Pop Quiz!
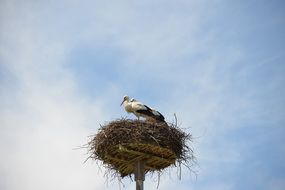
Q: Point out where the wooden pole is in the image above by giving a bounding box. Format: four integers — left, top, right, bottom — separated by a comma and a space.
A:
134, 160, 145, 190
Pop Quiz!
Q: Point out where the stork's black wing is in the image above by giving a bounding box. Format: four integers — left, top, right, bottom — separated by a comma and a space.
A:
136, 105, 165, 122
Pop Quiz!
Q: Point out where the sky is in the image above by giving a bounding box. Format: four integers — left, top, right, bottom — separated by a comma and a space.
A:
1, 0, 285, 190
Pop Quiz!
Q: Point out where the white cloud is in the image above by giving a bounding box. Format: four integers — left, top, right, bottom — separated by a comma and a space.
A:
1, 1, 284, 190
0, 2, 110, 190
1, 62, 107, 190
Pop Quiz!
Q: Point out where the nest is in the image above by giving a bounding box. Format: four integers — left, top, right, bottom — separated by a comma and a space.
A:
87, 118, 194, 178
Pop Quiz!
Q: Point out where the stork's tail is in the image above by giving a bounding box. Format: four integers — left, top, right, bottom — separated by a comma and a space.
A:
149, 109, 165, 123
154, 113, 165, 122
137, 105, 166, 123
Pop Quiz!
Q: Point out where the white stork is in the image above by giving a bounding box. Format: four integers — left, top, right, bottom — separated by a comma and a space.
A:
120, 95, 165, 122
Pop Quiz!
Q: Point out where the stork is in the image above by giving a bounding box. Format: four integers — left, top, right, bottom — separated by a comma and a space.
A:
120, 95, 165, 122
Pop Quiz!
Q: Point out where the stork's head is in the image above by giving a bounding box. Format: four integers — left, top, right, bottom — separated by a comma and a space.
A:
120, 95, 130, 106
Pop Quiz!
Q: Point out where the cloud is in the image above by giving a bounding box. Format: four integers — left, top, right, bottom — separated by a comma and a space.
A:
1, 1, 285, 190
0, 2, 110, 190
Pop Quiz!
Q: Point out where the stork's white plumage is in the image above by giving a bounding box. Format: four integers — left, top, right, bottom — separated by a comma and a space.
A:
120, 95, 165, 122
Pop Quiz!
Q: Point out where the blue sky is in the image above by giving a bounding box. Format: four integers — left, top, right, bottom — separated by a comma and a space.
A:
1, 0, 285, 190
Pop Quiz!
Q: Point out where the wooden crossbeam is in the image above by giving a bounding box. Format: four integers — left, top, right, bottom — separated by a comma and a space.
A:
118, 145, 175, 164
103, 144, 177, 177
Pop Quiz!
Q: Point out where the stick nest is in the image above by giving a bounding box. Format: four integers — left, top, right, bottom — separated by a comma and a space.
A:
87, 118, 194, 177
